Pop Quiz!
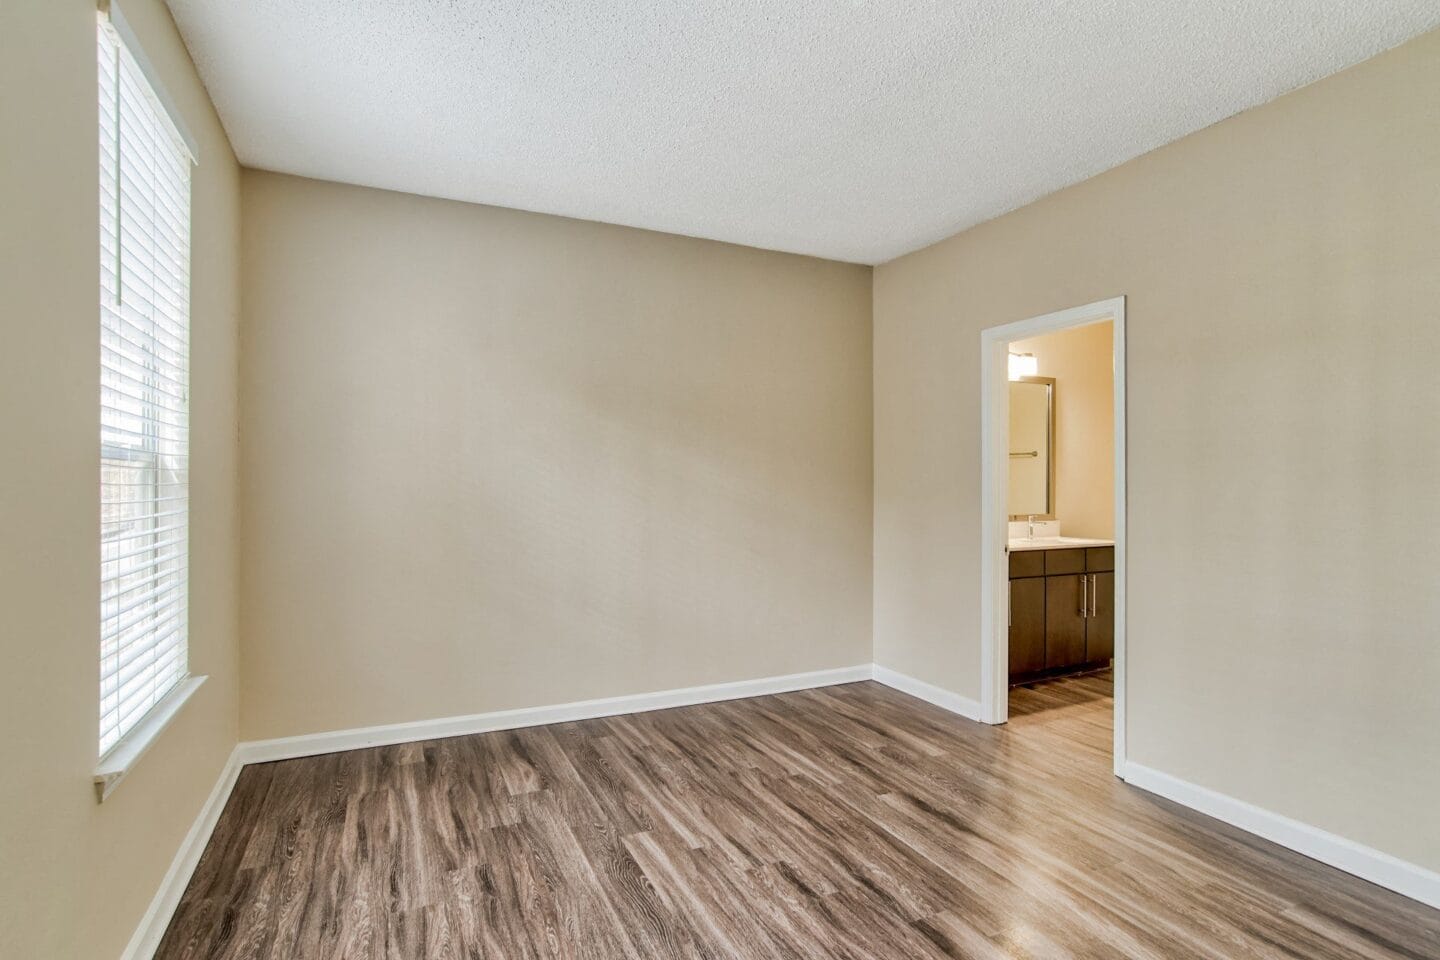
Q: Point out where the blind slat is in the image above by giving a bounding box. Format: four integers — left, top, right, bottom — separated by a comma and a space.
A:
101, 363, 190, 406
102, 568, 185, 612
102, 517, 189, 544
103, 606, 187, 676
101, 400, 189, 429
101, 541, 188, 573
97, 19, 192, 760
103, 322, 187, 370
103, 620, 187, 694
103, 646, 187, 750
102, 300, 188, 352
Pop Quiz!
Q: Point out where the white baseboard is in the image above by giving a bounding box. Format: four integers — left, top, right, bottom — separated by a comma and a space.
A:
237, 663, 875, 764
1121, 762, 1440, 910
119, 746, 244, 960
871, 664, 984, 721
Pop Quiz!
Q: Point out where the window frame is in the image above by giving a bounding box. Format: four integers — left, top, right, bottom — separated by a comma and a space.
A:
93, 8, 206, 801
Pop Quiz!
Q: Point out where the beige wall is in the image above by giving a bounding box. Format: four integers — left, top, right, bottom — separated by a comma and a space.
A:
1009, 321, 1114, 538
239, 171, 873, 740
0, 1, 241, 957
874, 29, 1440, 870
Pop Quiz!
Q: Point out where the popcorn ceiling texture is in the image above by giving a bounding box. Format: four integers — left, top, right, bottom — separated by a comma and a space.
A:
165, 0, 1439, 264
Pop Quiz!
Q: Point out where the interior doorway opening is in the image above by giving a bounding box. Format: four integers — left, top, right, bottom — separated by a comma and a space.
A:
978, 297, 1127, 775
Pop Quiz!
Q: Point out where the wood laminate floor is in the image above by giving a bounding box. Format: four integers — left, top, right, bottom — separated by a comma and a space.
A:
156, 672, 1440, 959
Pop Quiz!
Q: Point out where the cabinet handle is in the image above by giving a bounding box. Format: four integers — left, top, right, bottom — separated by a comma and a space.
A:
1080, 574, 1088, 618
1090, 574, 1099, 617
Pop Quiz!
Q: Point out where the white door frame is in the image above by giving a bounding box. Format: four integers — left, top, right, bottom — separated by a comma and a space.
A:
978, 296, 1127, 775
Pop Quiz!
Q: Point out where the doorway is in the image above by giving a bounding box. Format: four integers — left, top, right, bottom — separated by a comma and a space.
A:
978, 297, 1127, 775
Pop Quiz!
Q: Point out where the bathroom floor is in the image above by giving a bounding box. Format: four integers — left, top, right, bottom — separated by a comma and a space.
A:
1009, 667, 1113, 721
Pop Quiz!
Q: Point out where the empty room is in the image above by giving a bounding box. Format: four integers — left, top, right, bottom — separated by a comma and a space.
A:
4, 1, 1439, 957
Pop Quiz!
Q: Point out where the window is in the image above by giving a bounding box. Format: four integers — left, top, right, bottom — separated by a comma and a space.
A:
97, 17, 193, 758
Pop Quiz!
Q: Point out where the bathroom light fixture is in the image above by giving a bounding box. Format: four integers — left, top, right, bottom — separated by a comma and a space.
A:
1008, 352, 1037, 380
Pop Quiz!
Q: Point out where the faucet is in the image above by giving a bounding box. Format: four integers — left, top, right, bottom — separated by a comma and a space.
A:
1027, 515, 1036, 540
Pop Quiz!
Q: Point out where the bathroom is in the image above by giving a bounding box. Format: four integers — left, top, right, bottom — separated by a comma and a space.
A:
1005, 319, 1117, 723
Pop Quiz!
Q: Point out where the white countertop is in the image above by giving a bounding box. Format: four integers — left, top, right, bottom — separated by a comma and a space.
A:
1007, 536, 1114, 552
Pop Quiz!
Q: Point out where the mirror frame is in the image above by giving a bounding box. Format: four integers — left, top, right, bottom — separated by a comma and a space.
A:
1008, 375, 1056, 520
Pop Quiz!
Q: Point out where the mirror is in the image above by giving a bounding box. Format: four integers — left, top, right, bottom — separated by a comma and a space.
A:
1008, 376, 1054, 519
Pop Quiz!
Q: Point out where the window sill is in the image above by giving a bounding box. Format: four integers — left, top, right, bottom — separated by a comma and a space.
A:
93, 675, 207, 802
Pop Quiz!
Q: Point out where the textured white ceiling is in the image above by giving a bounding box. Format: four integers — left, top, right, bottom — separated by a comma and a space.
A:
166, 1, 1438, 264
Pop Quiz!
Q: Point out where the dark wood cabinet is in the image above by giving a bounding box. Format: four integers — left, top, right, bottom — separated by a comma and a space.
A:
1008, 550, 1045, 579
1008, 577, 1046, 674
1088, 571, 1114, 661
1008, 545, 1114, 683
1043, 574, 1087, 668
1044, 548, 1085, 576
1086, 547, 1113, 573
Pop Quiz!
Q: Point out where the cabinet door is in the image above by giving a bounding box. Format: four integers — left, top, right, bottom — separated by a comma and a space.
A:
1087, 572, 1114, 661
1044, 574, 1087, 669
1008, 578, 1045, 676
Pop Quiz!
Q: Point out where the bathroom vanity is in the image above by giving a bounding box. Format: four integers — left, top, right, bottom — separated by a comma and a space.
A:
1008, 539, 1114, 683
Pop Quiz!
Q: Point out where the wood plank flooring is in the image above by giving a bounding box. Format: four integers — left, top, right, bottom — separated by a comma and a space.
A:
156, 672, 1440, 959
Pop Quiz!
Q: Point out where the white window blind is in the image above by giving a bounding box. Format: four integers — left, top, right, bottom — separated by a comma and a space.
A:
97, 17, 193, 757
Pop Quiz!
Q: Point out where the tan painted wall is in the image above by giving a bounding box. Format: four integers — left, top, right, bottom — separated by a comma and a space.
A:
0, 1, 241, 957
239, 171, 873, 741
874, 29, 1440, 870
1009, 321, 1114, 538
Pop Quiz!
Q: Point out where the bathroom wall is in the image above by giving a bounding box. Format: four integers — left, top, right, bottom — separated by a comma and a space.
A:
873, 28, 1440, 871
1009, 320, 1114, 539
